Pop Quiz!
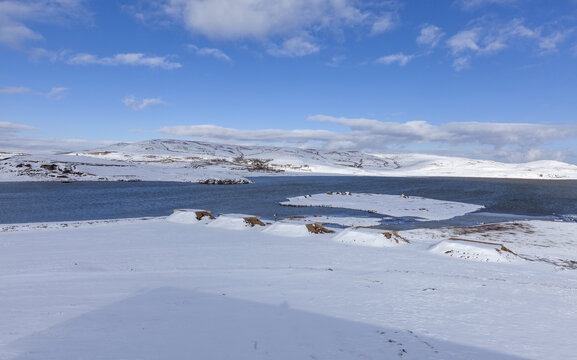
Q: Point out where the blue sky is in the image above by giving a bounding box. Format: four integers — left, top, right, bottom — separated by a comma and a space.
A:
1, 0, 577, 163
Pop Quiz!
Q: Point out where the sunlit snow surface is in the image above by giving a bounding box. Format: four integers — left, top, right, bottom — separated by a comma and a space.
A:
2, 213, 577, 360
281, 192, 484, 221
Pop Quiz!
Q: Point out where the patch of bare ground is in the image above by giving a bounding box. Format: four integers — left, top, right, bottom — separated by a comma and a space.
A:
306, 223, 335, 234
195, 211, 216, 221
243, 217, 265, 227
451, 222, 535, 237
383, 230, 410, 244
355, 226, 410, 243
87, 151, 114, 156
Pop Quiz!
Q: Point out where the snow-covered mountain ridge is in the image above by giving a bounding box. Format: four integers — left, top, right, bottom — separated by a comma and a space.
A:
2, 139, 577, 182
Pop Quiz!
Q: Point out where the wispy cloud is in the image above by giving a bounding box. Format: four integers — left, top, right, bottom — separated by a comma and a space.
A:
325, 55, 346, 67
370, 13, 397, 35
188, 44, 232, 62
417, 24, 445, 48
0, 86, 31, 94
0, 122, 117, 154
445, 18, 574, 69
123, 96, 164, 111
156, 124, 337, 147
43, 87, 68, 99
0, 0, 89, 47
0, 121, 35, 132
68, 53, 181, 69
454, 0, 519, 10
375, 53, 413, 66
0, 86, 68, 99
267, 36, 320, 57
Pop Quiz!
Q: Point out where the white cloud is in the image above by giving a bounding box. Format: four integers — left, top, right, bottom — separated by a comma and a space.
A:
325, 55, 346, 67
188, 44, 232, 62
0, 121, 34, 132
445, 19, 573, 69
447, 28, 482, 54
454, 0, 519, 10
267, 36, 320, 57
0, 121, 118, 154
153, 0, 401, 57
123, 96, 164, 111
311, 115, 577, 150
370, 13, 396, 35
0, 86, 31, 94
0, 86, 68, 98
375, 53, 413, 66
537, 29, 573, 52
417, 24, 444, 47
0, 0, 88, 47
452, 56, 471, 71
68, 53, 182, 69
163, 0, 365, 40
44, 87, 68, 99
156, 124, 336, 144
153, 115, 577, 162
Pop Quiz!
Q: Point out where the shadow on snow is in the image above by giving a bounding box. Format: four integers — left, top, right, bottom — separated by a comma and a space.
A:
8, 287, 527, 360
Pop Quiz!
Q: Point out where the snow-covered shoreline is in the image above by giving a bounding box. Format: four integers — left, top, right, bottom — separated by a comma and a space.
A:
2, 210, 577, 359
3, 139, 577, 182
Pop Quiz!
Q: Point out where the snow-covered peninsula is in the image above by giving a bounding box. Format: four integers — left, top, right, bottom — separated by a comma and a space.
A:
2, 139, 577, 182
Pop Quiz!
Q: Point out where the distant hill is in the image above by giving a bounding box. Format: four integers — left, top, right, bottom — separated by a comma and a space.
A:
1, 139, 577, 182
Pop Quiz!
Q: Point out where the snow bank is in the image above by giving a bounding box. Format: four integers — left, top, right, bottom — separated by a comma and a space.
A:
281, 192, 484, 221
429, 239, 519, 263
166, 209, 215, 224
405, 221, 577, 269
262, 222, 313, 237
332, 228, 409, 248
206, 214, 267, 230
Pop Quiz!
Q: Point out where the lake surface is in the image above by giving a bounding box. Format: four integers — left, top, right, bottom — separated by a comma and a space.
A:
1, 176, 576, 229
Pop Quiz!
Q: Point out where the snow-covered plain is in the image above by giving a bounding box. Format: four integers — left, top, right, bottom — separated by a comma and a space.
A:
281, 192, 485, 221
2, 139, 577, 182
1, 211, 577, 360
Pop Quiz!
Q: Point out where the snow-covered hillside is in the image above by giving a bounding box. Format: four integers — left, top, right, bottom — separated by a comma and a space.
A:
2, 139, 577, 182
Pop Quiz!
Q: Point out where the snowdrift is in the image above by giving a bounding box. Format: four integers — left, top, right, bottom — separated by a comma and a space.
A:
332, 228, 409, 248
166, 209, 216, 224
429, 238, 519, 263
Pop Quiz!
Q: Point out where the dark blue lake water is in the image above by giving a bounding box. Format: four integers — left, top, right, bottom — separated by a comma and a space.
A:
1, 176, 576, 229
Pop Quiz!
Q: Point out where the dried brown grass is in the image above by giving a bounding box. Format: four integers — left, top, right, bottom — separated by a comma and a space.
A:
306, 223, 335, 234
243, 217, 265, 227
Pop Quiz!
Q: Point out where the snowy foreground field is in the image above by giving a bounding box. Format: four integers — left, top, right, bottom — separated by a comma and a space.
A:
1, 209, 577, 359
